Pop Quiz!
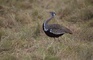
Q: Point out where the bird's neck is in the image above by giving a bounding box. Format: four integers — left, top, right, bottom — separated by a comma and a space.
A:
43, 16, 54, 31
44, 16, 54, 26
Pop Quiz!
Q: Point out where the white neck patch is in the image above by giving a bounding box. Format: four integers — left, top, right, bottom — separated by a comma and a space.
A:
44, 23, 48, 31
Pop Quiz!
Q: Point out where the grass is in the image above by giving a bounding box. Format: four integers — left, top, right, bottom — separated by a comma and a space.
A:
0, 0, 93, 60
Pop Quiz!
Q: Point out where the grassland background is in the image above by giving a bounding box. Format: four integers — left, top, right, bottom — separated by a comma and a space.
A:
0, 0, 93, 60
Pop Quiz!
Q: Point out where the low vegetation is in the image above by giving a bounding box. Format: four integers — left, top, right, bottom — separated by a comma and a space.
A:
0, 0, 93, 60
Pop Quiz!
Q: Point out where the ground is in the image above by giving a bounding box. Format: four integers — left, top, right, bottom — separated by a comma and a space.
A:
0, 0, 93, 60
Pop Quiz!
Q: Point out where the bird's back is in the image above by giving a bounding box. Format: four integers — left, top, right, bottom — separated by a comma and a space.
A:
47, 24, 72, 34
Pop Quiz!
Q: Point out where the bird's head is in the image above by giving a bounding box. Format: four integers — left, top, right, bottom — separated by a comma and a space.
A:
50, 12, 56, 17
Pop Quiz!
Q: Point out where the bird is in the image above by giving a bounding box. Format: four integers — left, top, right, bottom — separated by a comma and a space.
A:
43, 12, 72, 39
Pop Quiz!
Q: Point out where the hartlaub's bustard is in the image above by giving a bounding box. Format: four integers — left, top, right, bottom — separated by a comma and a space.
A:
43, 12, 72, 39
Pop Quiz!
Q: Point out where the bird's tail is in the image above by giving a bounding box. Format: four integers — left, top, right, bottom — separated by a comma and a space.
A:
65, 28, 73, 34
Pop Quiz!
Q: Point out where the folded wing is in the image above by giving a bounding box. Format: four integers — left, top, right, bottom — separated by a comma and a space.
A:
48, 24, 72, 34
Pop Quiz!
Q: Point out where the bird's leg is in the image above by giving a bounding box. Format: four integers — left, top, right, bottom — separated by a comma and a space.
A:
46, 38, 54, 50
54, 38, 56, 42
54, 38, 61, 43
58, 38, 61, 43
